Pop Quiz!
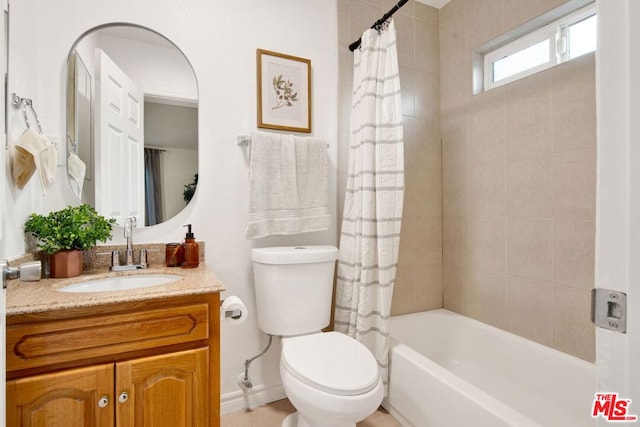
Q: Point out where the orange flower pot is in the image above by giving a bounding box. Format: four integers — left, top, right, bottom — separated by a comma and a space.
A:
49, 249, 83, 278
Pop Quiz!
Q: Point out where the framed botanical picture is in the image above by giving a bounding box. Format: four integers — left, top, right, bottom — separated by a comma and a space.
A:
257, 49, 311, 133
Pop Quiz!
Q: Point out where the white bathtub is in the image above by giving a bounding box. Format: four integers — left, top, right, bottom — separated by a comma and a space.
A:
382, 309, 596, 427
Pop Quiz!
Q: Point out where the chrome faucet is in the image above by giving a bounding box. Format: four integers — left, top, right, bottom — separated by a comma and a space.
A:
124, 216, 136, 266
104, 216, 148, 271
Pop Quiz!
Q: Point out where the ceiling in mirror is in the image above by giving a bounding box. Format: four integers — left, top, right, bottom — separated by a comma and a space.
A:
66, 24, 198, 227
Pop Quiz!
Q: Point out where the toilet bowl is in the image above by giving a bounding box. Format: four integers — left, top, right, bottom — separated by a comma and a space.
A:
251, 246, 383, 427
279, 332, 383, 427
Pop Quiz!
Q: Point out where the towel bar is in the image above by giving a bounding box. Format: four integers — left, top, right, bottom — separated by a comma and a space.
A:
237, 135, 329, 148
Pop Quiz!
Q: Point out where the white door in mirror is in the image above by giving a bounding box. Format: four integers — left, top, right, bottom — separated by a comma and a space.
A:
95, 49, 145, 227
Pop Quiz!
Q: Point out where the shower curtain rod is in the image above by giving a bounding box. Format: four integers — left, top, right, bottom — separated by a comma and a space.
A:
348, 0, 409, 52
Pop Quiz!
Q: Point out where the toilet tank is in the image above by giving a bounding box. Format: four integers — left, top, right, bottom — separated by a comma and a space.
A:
251, 246, 339, 336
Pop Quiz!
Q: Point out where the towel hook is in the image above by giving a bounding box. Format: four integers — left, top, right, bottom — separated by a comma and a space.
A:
12, 93, 44, 134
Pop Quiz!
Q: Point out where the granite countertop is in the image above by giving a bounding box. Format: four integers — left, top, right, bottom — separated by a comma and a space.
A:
6, 264, 225, 316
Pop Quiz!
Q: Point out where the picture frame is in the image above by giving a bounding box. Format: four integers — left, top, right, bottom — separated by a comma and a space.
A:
257, 49, 311, 133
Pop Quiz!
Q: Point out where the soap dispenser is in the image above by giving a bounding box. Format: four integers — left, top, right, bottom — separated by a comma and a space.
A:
181, 224, 200, 268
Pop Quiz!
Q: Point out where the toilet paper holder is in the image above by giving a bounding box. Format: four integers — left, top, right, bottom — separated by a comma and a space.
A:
220, 299, 243, 319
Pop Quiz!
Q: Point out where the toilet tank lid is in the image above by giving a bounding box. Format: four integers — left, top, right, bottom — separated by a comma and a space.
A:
251, 246, 338, 264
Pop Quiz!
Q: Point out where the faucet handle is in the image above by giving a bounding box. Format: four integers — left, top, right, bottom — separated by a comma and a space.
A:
138, 249, 148, 269
98, 250, 120, 267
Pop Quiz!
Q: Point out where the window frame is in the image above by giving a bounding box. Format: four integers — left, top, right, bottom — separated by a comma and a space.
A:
483, 3, 596, 91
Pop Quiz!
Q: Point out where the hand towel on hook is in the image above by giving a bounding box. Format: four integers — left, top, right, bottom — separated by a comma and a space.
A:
245, 131, 330, 239
37, 134, 58, 193
12, 128, 48, 190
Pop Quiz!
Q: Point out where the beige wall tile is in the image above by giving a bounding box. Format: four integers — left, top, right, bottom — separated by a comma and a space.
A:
507, 218, 552, 282
443, 216, 468, 267
466, 0, 503, 48
551, 148, 596, 220
404, 116, 441, 170
552, 219, 595, 291
417, 261, 444, 310
399, 66, 416, 117
392, 256, 443, 315
382, 0, 414, 17
338, 0, 351, 46
391, 268, 419, 315
414, 69, 441, 120
400, 215, 443, 266
439, 0, 465, 25
506, 276, 554, 346
440, 7, 467, 70
468, 87, 506, 164
415, 2, 439, 25
470, 160, 506, 218
505, 70, 553, 160
442, 112, 469, 170
502, 0, 552, 32
469, 217, 506, 275
469, 268, 506, 328
438, 0, 596, 361
507, 157, 552, 219
553, 286, 595, 361
417, 215, 444, 265
443, 166, 468, 217
349, 0, 382, 42
552, 54, 596, 153
443, 261, 469, 315
415, 19, 440, 72
424, 168, 443, 217
440, 61, 472, 115
405, 166, 442, 218
395, 14, 415, 68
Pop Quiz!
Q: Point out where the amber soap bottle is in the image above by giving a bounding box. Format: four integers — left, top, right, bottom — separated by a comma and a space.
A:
181, 224, 200, 268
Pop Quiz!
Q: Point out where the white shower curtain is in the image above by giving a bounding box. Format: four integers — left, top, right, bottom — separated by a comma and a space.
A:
334, 19, 404, 391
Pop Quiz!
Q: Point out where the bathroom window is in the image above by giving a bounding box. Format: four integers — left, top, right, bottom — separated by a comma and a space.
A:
481, 3, 596, 91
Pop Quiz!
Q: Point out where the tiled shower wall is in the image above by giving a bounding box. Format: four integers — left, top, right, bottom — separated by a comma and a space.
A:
440, 0, 595, 361
337, 0, 443, 316
337, 0, 595, 362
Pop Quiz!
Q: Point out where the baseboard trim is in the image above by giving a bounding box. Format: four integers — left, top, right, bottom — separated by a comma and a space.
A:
221, 382, 287, 415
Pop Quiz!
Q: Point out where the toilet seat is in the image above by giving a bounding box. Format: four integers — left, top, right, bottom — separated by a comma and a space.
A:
281, 332, 380, 396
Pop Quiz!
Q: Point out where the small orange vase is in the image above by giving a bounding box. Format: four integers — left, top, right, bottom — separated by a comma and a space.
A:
49, 249, 83, 278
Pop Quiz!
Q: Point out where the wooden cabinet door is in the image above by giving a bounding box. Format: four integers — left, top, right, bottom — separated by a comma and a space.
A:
115, 347, 209, 427
6, 363, 114, 427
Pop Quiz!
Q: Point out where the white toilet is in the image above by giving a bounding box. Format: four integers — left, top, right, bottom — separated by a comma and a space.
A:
251, 245, 383, 427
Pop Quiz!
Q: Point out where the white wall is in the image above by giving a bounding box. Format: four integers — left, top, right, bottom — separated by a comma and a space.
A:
99, 31, 198, 101
595, 0, 640, 417
5, 0, 338, 410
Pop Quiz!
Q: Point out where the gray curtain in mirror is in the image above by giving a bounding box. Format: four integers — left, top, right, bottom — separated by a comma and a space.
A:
144, 148, 164, 226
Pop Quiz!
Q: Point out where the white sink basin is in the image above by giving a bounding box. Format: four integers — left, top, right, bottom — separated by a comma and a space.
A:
58, 274, 182, 293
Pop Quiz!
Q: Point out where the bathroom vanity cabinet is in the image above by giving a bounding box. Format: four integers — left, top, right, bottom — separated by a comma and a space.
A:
5, 292, 220, 427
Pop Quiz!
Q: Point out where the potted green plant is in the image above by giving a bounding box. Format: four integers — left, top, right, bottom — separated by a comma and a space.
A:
24, 204, 116, 278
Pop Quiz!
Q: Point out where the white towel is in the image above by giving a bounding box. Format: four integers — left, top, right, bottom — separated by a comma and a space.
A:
245, 131, 330, 239
67, 151, 86, 198
12, 128, 47, 190
38, 134, 58, 194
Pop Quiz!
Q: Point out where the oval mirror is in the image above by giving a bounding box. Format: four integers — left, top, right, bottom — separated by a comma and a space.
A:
66, 24, 198, 227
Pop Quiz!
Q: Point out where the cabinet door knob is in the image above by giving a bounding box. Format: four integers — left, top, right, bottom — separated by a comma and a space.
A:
98, 396, 109, 408
118, 391, 129, 403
